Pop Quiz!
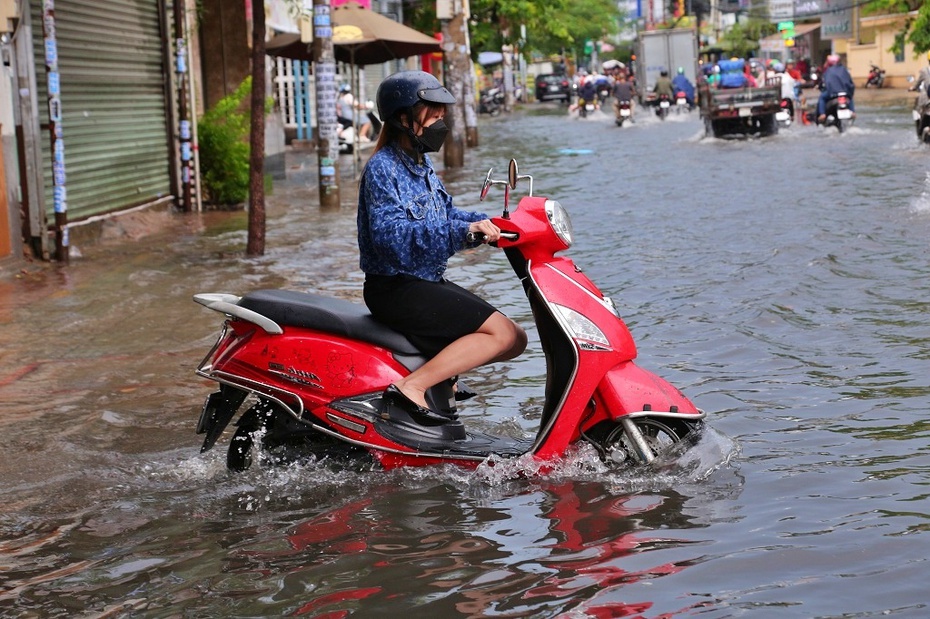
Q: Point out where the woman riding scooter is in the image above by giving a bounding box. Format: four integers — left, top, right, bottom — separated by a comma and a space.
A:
357, 70, 527, 421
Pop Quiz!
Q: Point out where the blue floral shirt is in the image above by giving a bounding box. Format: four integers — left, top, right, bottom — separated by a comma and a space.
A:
357, 143, 487, 282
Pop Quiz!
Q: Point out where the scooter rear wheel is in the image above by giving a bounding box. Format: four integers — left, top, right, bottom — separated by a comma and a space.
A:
228, 422, 257, 472
226, 399, 281, 472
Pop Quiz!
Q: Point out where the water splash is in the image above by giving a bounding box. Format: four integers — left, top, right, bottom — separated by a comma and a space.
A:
155, 423, 738, 509
911, 172, 930, 214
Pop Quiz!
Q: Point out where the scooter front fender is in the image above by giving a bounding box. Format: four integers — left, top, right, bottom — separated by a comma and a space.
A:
597, 360, 702, 419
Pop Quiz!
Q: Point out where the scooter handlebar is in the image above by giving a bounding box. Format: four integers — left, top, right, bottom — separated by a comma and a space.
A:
466, 231, 519, 244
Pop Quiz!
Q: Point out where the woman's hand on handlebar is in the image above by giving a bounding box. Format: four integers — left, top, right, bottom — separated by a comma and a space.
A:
468, 219, 500, 244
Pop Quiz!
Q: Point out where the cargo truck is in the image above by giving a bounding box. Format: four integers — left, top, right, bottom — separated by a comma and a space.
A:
634, 28, 699, 107
698, 59, 781, 138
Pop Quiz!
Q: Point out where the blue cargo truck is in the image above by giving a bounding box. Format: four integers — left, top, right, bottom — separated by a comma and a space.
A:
698, 59, 782, 138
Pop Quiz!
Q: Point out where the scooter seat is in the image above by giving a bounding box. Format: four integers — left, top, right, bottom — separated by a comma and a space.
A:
239, 289, 421, 355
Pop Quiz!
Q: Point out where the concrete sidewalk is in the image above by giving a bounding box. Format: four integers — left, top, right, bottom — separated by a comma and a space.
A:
839, 86, 914, 107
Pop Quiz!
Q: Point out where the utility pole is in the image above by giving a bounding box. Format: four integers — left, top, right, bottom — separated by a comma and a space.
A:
439, 0, 476, 165
313, 0, 340, 208
173, 0, 192, 213
40, 0, 68, 263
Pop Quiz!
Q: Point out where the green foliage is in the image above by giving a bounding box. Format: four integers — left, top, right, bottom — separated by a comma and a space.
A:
861, 0, 921, 16
862, 0, 930, 54
911, 6, 930, 53
408, 0, 622, 61
719, 16, 777, 59
198, 78, 252, 206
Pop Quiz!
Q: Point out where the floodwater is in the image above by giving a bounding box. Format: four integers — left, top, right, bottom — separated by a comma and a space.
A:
2, 98, 930, 617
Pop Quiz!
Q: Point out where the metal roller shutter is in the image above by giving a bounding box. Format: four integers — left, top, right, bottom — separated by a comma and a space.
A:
32, 0, 172, 221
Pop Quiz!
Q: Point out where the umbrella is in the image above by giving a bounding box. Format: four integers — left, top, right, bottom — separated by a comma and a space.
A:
265, 3, 441, 173
265, 32, 315, 62
477, 51, 503, 66
266, 2, 441, 66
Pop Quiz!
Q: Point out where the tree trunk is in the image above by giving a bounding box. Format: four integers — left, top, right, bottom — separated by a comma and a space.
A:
442, 0, 478, 163
502, 44, 514, 112
246, 0, 266, 256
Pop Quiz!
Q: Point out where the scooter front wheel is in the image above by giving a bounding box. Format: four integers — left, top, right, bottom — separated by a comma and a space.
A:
596, 417, 695, 467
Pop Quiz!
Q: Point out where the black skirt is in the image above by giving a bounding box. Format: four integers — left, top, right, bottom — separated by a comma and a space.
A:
364, 274, 498, 357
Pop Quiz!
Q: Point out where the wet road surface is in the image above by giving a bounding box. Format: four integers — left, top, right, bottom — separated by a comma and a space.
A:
2, 94, 930, 616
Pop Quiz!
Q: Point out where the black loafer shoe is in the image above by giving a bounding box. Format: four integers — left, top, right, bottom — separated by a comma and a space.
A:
384, 385, 453, 425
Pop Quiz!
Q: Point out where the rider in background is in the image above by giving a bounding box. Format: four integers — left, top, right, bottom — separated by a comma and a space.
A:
653, 69, 674, 99
612, 73, 636, 118
773, 62, 802, 122
908, 51, 930, 112
743, 61, 758, 87
671, 67, 695, 108
783, 59, 810, 124
578, 73, 598, 110
817, 54, 856, 123
774, 62, 794, 93
337, 84, 372, 142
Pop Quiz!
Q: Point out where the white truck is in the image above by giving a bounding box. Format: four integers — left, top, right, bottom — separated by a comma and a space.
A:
634, 28, 699, 107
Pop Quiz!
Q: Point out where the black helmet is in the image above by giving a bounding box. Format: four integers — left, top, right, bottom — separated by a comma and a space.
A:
376, 70, 455, 121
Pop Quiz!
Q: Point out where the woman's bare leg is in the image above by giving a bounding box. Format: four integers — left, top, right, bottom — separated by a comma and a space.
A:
393, 313, 527, 409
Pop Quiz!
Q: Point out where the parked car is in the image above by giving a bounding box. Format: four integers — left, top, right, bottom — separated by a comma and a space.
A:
535, 74, 571, 102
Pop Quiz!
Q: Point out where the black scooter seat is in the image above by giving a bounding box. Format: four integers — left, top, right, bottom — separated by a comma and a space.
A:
239, 289, 421, 355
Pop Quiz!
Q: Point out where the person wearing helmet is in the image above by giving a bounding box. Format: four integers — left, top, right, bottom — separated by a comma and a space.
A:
671, 66, 695, 108
577, 73, 598, 112
772, 61, 801, 122
909, 51, 930, 115
337, 84, 372, 142
817, 54, 855, 123
653, 69, 674, 98
337, 84, 353, 134
357, 70, 527, 421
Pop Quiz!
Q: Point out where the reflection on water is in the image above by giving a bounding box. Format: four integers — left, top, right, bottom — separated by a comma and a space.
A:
2, 100, 930, 616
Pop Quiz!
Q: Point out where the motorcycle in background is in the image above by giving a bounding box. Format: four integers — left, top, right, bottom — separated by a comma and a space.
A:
192, 159, 706, 472
655, 93, 671, 120
865, 64, 885, 88
577, 98, 596, 118
775, 97, 794, 127
597, 81, 611, 107
913, 104, 930, 144
675, 91, 689, 114
908, 76, 930, 144
914, 101, 930, 144
818, 92, 853, 133
479, 87, 503, 116
806, 68, 820, 90
614, 100, 633, 127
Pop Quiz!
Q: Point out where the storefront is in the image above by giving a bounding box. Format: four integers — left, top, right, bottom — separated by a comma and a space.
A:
11, 0, 182, 260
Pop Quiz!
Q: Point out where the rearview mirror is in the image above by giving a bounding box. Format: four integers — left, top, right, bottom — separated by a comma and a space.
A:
480, 168, 494, 201
508, 159, 518, 189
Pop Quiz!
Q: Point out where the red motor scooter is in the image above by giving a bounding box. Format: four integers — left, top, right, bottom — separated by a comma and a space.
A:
193, 160, 705, 472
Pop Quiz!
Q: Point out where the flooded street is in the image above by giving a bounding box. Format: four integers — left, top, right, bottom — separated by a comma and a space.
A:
2, 97, 930, 617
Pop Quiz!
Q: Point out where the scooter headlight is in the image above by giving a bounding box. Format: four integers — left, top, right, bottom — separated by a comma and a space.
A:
545, 200, 573, 248
552, 303, 609, 348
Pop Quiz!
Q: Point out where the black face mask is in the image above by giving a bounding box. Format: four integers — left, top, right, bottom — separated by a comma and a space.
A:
416, 119, 448, 153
